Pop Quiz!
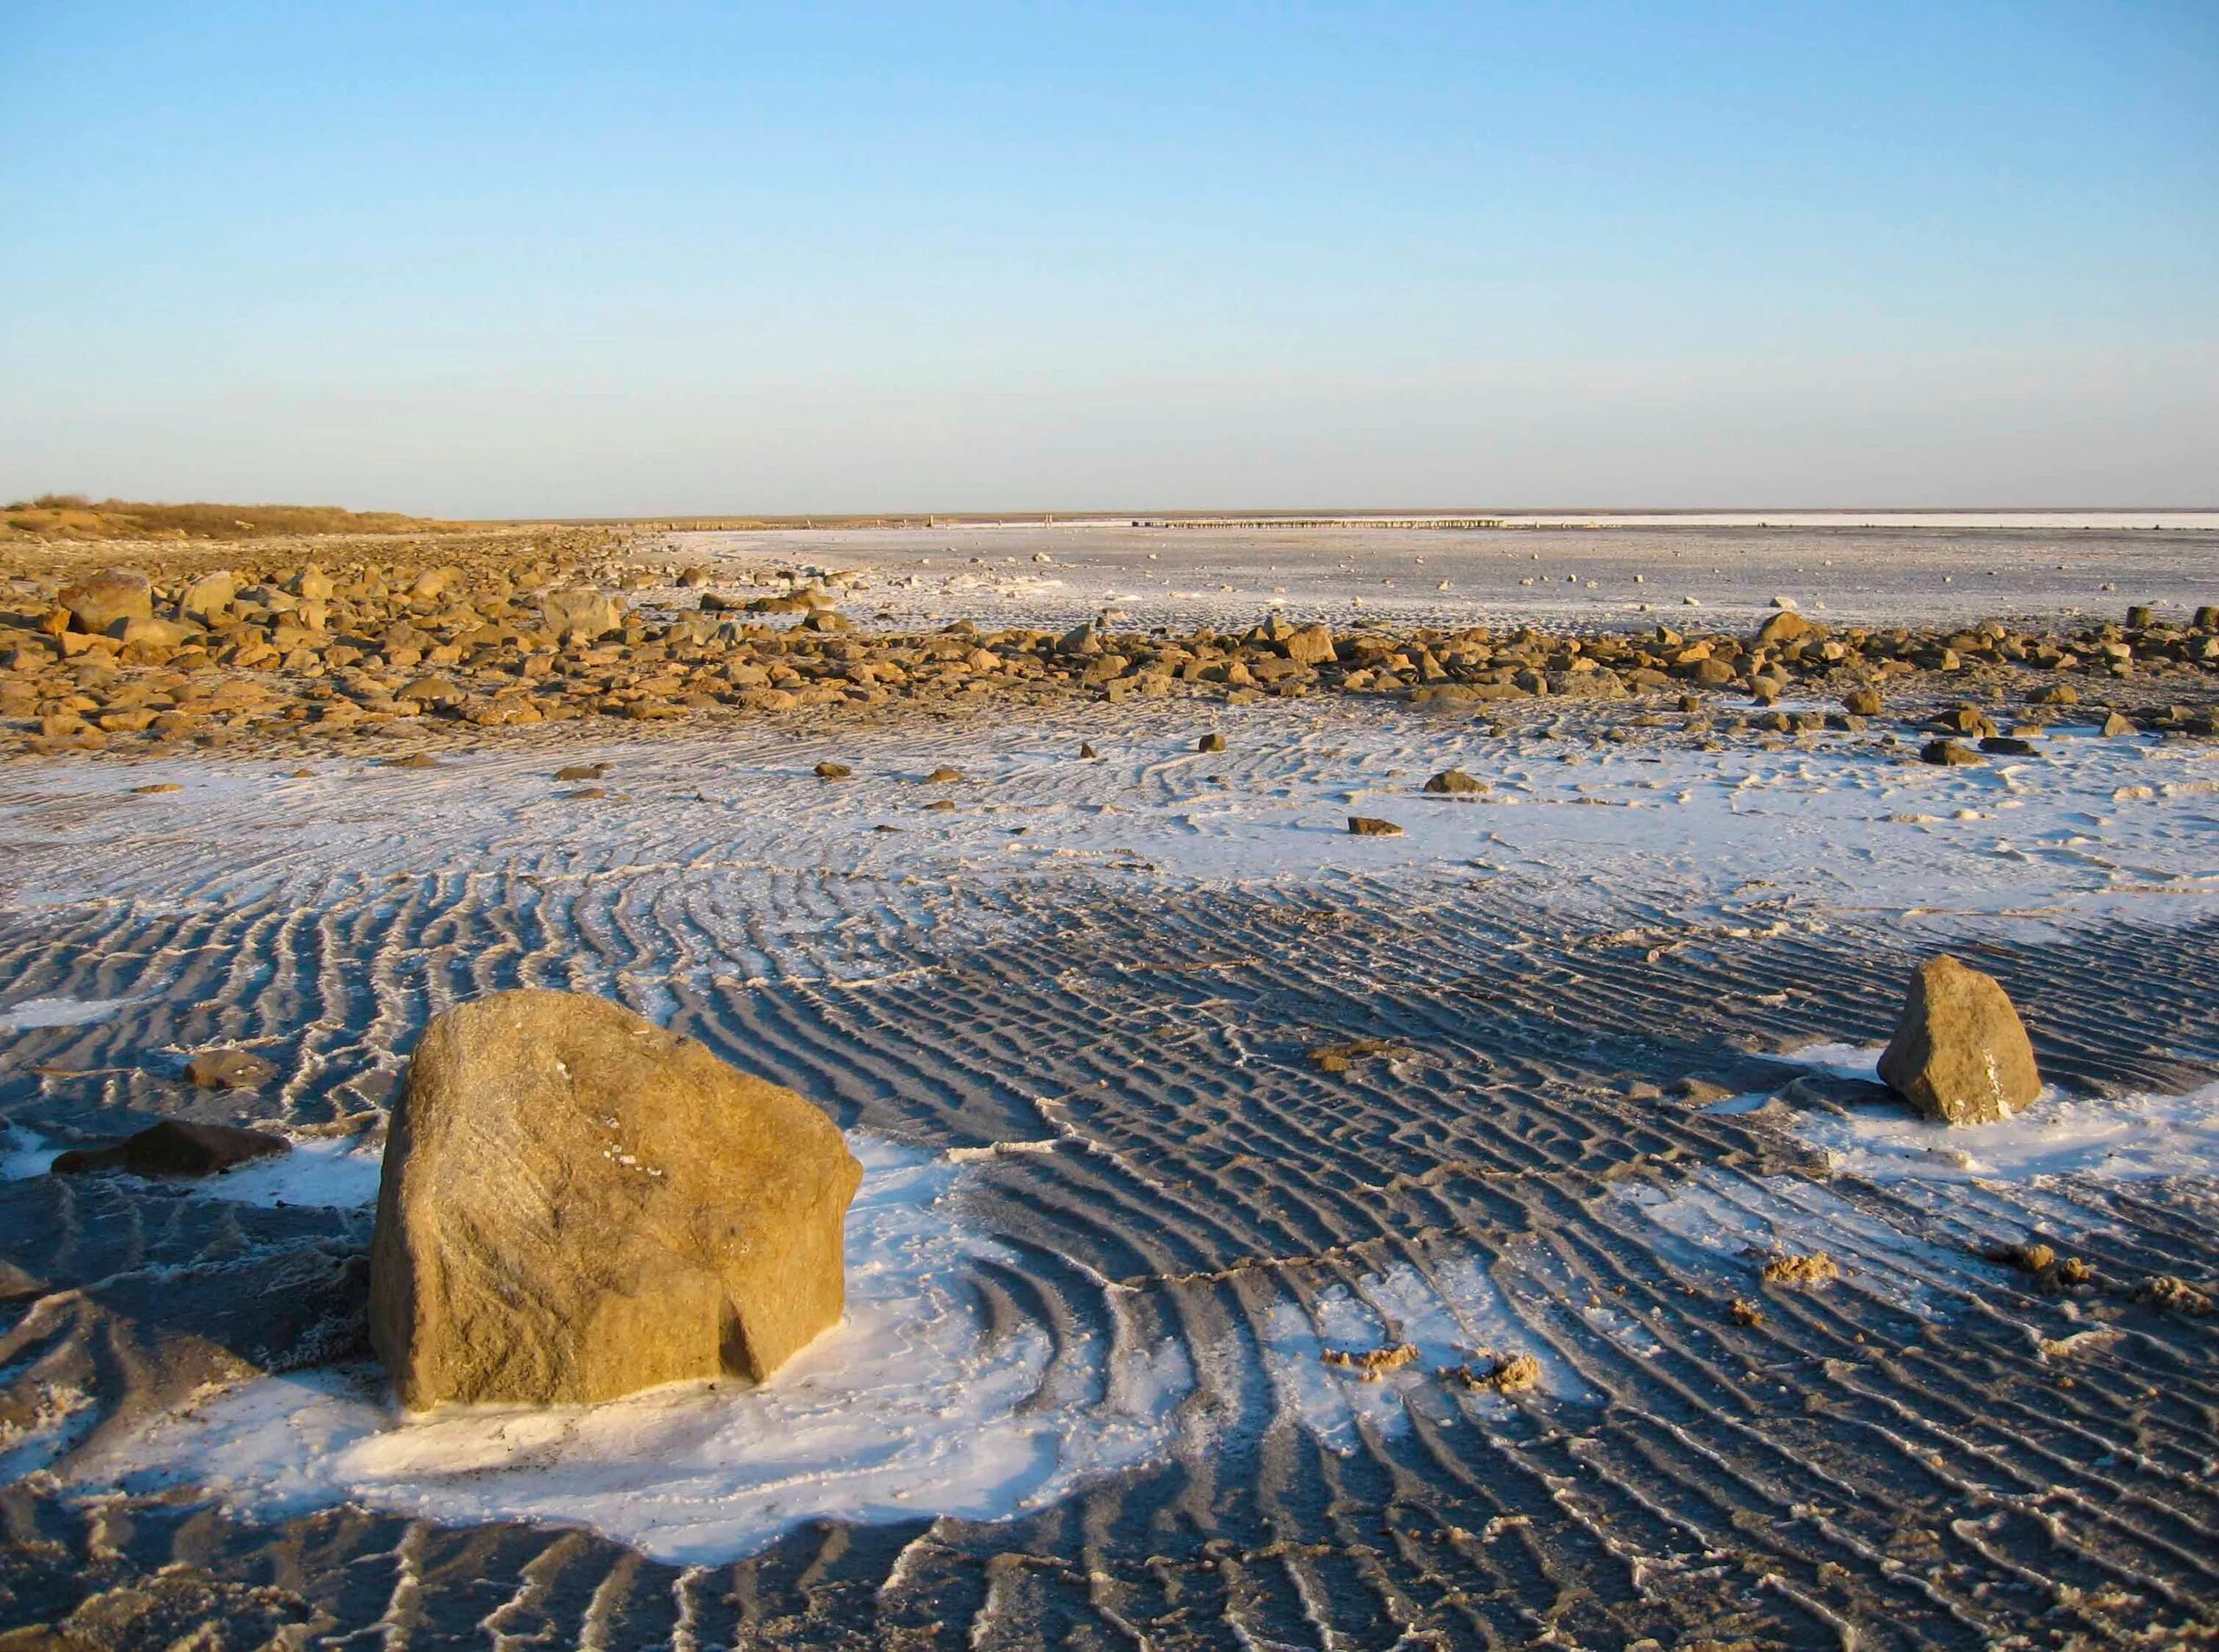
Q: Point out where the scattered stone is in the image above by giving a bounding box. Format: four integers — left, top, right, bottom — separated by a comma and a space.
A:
1978, 736, 2036, 756
1842, 686, 1884, 716
1920, 738, 1986, 766
1877, 954, 2042, 1126
1196, 732, 1227, 753
1306, 1037, 1409, 1073
814, 761, 852, 779
1982, 1241, 2092, 1293
1671, 1076, 1736, 1105
1347, 816, 1403, 836
1078, 742, 1099, 758
368, 988, 862, 1408
1440, 1350, 1542, 1393
556, 763, 610, 782
52, 1119, 290, 1178
58, 567, 153, 633
185, 1048, 277, 1090
2134, 1274, 2214, 1316
2100, 711, 2135, 737
381, 753, 440, 770
1728, 1298, 1766, 1327
1321, 1343, 1417, 1380
1760, 1252, 1840, 1287
130, 782, 182, 795
925, 766, 964, 783
1284, 624, 1337, 667
540, 587, 628, 640
1422, 768, 1486, 795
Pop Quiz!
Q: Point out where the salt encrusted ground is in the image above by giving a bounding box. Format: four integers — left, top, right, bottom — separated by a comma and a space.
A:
0, 525, 2215, 1649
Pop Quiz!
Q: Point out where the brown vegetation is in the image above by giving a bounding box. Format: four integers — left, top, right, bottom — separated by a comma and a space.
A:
1, 495, 461, 544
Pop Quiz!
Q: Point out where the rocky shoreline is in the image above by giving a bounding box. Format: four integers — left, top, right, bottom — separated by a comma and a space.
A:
5, 532, 2216, 764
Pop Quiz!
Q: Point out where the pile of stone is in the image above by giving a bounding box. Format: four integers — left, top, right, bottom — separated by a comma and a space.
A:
3, 537, 2214, 758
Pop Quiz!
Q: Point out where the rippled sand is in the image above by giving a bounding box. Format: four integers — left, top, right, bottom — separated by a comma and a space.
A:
2, 532, 2216, 1647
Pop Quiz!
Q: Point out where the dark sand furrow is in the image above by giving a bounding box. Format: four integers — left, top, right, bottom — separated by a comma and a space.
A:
1, 733, 2214, 1649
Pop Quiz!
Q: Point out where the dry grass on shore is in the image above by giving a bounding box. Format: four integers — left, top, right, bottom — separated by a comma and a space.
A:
1, 494, 465, 545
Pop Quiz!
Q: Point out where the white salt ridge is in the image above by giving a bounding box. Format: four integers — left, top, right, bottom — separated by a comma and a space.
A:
0, 994, 140, 1033
1756, 1040, 2219, 1185
1796, 1083, 2219, 1185
85, 1135, 1192, 1565
192, 1136, 387, 1208
0, 1125, 55, 1181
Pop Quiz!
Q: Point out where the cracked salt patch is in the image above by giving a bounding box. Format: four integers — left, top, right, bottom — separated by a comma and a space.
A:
82, 1135, 1192, 1564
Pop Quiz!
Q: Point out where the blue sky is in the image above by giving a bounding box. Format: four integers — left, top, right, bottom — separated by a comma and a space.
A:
3, 2, 2213, 514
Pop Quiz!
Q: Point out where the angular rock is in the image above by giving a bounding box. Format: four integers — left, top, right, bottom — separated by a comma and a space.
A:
178, 569, 238, 620
1422, 768, 1485, 795
59, 568, 153, 634
1877, 955, 2042, 1126
1347, 816, 1403, 836
53, 1119, 290, 1177
1284, 624, 1337, 667
1196, 732, 1227, 753
369, 989, 861, 1408
540, 588, 628, 640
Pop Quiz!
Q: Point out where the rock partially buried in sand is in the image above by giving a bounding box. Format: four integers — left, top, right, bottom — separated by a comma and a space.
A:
1423, 768, 1485, 795
52, 1119, 290, 1177
1347, 816, 1404, 836
369, 989, 861, 1409
1877, 955, 2042, 1126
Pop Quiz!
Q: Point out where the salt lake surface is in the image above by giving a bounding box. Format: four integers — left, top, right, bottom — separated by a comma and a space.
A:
2, 524, 2215, 1647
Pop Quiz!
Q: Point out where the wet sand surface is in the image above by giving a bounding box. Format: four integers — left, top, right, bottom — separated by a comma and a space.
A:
2, 529, 2216, 1649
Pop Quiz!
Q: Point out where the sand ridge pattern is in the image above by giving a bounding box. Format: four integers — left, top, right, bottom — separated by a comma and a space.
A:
0, 704, 2216, 1647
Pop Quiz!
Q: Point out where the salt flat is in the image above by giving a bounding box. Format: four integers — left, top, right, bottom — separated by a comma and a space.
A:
1, 525, 2215, 1649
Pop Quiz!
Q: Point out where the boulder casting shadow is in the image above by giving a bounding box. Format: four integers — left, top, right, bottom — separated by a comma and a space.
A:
368, 989, 861, 1409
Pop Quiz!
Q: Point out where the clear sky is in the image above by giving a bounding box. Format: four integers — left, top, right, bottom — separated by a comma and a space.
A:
3, 2, 2214, 516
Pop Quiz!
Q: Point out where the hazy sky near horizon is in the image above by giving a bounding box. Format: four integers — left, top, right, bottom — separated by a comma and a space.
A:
3, 3, 2215, 517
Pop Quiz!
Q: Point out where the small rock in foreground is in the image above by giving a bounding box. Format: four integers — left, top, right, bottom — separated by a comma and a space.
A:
185, 1048, 277, 1090
1196, 732, 1227, 753
814, 761, 852, 779
1877, 954, 2042, 1126
1422, 768, 1486, 795
1347, 816, 1403, 836
53, 1119, 290, 1177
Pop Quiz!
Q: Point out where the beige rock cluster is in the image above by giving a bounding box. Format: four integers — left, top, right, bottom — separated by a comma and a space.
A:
5, 530, 2213, 759
369, 989, 861, 1409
